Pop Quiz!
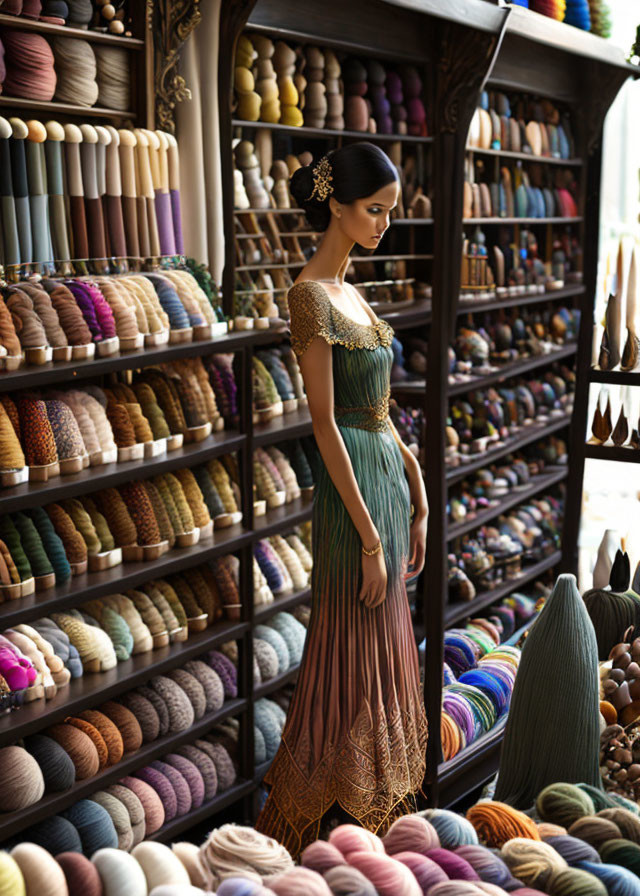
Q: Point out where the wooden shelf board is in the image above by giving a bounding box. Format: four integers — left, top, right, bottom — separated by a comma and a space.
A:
444, 550, 562, 626
252, 497, 313, 539
0, 328, 287, 393
457, 284, 585, 315
589, 369, 640, 385
0, 431, 246, 514
254, 663, 300, 699
0, 95, 135, 118
466, 145, 583, 166
0, 12, 145, 47
0, 524, 250, 629
391, 218, 434, 225
463, 216, 582, 225
0, 698, 246, 840
254, 587, 311, 623
376, 299, 432, 329
584, 444, 640, 463
148, 778, 256, 842
0, 622, 249, 748
253, 406, 313, 446
445, 413, 572, 485
231, 119, 433, 144
447, 343, 577, 397
447, 465, 568, 541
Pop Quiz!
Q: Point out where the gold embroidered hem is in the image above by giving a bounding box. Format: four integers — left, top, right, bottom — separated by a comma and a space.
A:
256, 703, 428, 857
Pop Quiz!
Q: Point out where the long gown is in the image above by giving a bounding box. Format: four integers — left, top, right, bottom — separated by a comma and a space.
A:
255, 280, 428, 856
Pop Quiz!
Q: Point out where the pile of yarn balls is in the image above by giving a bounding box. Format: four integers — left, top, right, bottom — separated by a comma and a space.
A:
7, 779, 640, 895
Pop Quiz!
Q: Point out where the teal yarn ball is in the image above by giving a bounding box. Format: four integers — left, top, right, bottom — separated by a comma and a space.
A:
255, 625, 290, 674
24, 734, 76, 793
254, 700, 283, 760
576, 785, 620, 814
419, 809, 479, 848
269, 612, 306, 665
61, 799, 118, 855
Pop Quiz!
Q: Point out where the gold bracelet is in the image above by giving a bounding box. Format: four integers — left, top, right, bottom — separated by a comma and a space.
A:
361, 539, 382, 556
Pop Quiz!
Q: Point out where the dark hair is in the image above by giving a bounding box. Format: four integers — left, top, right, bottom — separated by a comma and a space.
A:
289, 142, 398, 232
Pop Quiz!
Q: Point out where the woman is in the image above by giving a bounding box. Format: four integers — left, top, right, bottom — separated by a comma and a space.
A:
256, 142, 429, 855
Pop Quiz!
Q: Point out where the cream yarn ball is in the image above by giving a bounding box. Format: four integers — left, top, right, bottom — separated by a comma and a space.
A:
11, 843, 68, 896
149, 887, 208, 896
92, 847, 147, 896
132, 842, 190, 891
171, 842, 213, 889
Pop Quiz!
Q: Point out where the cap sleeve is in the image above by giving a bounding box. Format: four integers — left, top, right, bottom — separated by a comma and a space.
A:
287, 281, 333, 358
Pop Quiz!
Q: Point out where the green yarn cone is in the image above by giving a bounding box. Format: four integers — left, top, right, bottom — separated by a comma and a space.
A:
29, 507, 71, 583
13, 512, 54, 578
495, 573, 602, 808
0, 516, 32, 581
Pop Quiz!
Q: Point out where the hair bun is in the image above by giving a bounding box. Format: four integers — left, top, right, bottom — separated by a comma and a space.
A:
290, 163, 332, 232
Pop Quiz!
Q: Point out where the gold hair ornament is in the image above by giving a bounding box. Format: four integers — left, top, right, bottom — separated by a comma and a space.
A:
306, 156, 333, 202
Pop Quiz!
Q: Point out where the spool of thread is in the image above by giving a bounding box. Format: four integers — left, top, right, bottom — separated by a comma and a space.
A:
0, 744, 45, 809
0, 852, 25, 896
92, 848, 147, 896
56, 851, 103, 896
24, 734, 76, 793
131, 842, 190, 891
11, 843, 68, 896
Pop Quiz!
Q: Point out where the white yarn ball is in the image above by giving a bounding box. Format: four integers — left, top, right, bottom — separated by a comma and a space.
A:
92, 848, 147, 896
149, 887, 208, 896
132, 842, 190, 891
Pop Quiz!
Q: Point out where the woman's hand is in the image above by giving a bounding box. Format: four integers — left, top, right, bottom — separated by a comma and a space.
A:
360, 548, 388, 609
405, 512, 427, 580
406, 455, 428, 522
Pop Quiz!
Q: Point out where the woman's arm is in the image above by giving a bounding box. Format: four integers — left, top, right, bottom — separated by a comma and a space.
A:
387, 415, 428, 577
298, 335, 387, 608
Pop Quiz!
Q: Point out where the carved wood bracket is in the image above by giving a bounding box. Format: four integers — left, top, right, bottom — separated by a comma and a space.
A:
149, 0, 203, 133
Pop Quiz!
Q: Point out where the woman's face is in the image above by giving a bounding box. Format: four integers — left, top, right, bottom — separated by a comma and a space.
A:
333, 180, 400, 250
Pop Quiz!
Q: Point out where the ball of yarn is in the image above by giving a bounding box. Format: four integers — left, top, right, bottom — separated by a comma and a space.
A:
537, 823, 567, 839
577, 860, 640, 896
568, 817, 622, 850
426, 848, 480, 881
62, 799, 118, 855
77, 710, 124, 765
543, 835, 601, 865
205, 650, 237, 698
65, 717, 109, 770
11, 843, 67, 896
329, 825, 385, 859
132, 842, 190, 891
163, 753, 205, 809
501, 839, 567, 889
466, 802, 541, 848
427, 886, 486, 896
2, 32, 56, 101
597, 809, 640, 845
21, 815, 82, 855
0, 745, 45, 809
323, 865, 377, 896
90, 790, 134, 852
149, 676, 195, 732
536, 784, 595, 829
301, 841, 346, 874
148, 887, 208, 896
132, 686, 169, 737
455, 845, 523, 890
104, 784, 145, 847
183, 660, 225, 712
170, 842, 212, 889
93, 847, 147, 896
346, 852, 422, 896
24, 734, 75, 793
269, 867, 332, 896
0, 852, 25, 896
99, 702, 143, 753
150, 760, 192, 817
116, 696, 158, 743
119, 775, 165, 835
46, 723, 99, 779
56, 851, 103, 896
599, 839, 640, 876
548, 868, 607, 896
168, 669, 207, 720
133, 766, 177, 822
382, 814, 440, 855
420, 809, 479, 848
195, 739, 236, 791
175, 745, 218, 800
216, 882, 263, 896
393, 851, 449, 892
199, 824, 294, 885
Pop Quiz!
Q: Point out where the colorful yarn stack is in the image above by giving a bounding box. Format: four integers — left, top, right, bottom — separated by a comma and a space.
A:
588, 0, 611, 37
529, 0, 566, 20
563, 0, 591, 29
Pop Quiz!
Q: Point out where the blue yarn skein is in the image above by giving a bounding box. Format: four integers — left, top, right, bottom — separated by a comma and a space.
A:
578, 861, 640, 896
145, 274, 191, 329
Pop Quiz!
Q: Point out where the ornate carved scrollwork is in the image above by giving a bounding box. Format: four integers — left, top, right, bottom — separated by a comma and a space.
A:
150, 0, 203, 133
436, 22, 500, 136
